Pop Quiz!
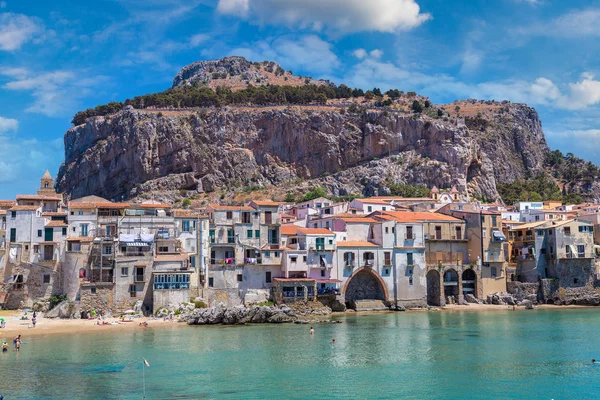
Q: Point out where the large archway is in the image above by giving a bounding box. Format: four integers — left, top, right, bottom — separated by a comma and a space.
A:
462, 268, 477, 298
443, 269, 459, 302
343, 267, 387, 305
426, 270, 441, 306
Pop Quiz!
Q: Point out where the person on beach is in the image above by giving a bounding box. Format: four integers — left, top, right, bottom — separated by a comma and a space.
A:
32, 316, 37, 328
310, 327, 314, 335
15, 337, 21, 352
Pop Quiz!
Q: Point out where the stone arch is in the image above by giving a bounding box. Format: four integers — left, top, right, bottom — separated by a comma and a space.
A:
443, 268, 459, 301
426, 269, 441, 306
343, 267, 388, 303
462, 268, 477, 299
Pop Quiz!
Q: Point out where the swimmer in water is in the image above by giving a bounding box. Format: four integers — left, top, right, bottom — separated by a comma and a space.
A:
2, 341, 8, 352
593, 359, 597, 363
310, 327, 314, 335
332, 338, 336, 344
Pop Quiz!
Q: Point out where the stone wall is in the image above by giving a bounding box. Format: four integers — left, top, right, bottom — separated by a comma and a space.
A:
201, 288, 243, 307
507, 281, 540, 302
80, 284, 114, 315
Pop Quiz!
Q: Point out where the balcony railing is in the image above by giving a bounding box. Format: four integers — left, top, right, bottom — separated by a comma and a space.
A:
135, 275, 145, 282
210, 258, 236, 265
405, 234, 415, 240
344, 262, 356, 268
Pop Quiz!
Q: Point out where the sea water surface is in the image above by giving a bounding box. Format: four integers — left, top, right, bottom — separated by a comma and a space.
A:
1, 308, 599, 399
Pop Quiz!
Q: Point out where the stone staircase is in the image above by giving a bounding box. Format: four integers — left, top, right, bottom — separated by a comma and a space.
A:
353, 299, 388, 311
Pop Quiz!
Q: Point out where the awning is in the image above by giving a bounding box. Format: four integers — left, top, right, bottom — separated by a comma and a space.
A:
316, 279, 342, 284
492, 230, 506, 242
126, 242, 150, 247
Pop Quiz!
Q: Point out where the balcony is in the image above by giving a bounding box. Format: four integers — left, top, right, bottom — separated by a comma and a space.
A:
135, 275, 145, 282
405, 234, 416, 240
210, 258, 236, 265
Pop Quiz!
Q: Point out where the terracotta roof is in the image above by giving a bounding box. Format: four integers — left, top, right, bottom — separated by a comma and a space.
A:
42, 211, 67, 217
131, 203, 171, 209
281, 225, 299, 235
297, 228, 335, 235
250, 200, 281, 207
154, 254, 188, 262
339, 217, 378, 223
336, 241, 379, 247
0, 210, 5, 215
172, 209, 207, 218
509, 220, 548, 231
96, 202, 129, 208
9, 205, 39, 211
16, 194, 61, 201
356, 199, 393, 205
67, 202, 97, 209
0, 200, 16, 207
381, 211, 462, 223
208, 204, 254, 211
46, 220, 68, 227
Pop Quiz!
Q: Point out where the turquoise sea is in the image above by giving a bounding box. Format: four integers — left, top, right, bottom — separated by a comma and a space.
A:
1, 309, 600, 399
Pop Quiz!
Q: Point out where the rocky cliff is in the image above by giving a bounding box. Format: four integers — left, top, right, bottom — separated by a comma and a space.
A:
57, 99, 548, 202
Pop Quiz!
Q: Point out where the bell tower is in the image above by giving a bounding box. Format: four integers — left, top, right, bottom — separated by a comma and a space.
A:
38, 170, 55, 195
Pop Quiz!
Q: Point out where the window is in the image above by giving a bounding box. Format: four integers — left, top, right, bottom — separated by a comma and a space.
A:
43, 274, 51, 284
128, 285, 136, 297
37, 230, 42, 237
227, 229, 235, 244
325, 222, 329, 229
226, 211, 233, 220
247, 230, 253, 238
81, 224, 88, 237
481, 215, 485, 224
103, 245, 112, 255
237, 274, 243, 282
329, 239, 333, 245
435, 226, 442, 240
482, 228, 487, 238
385, 227, 389, 234
579, 226, 594, 233
408, 268, 413, 285
384, 252, 391, 266
121, 267, 128, 276
564, 227, 571, 235
382, 207, 387, 211
315, 237, 325, 251
549, 229, 553, 236
290, 256, 297, 263
540, 248, 547, 254
78, 210, 84, 216
392, 227, 395, 234
264, 251, 270, 257
91, 287, 97, 294
363, 252, 374, 265
406, 226, 413, 239
577, 245, 585, 257
491, 267, 497, 278
367, 206, 372, 212
491, 215, 497, 226
10, 211, 16, 218
407, 253, 413, 266
455, 226, 462, 239
321, 270, 325, 277
135, 267, 144, 282
535, 216, 540, 221
255, 230, 260, 238
208, 277, 214, 287
158, 246, 169, 253
344, 252, 355, 267
209, 230, 215, 243
274, 252, 279, 257
303, 255, 307, 262
266, 271, 272, 283
10, 228, 16, 242
25, 245, 29, 250
242, 212, 251, 224
62, 227, 67, 236
182, 220, 190, 232
34, 245, 39, 253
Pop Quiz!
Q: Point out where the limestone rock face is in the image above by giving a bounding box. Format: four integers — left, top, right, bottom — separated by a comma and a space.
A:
57, 102, 548, 202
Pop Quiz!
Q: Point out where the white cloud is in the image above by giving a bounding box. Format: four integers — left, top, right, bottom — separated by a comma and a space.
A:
230, 35, 339, 74
0, 116, 18, 133
345, 60, 600, 111
217, 0, 431, 34
524, 8, 600, 37
0, 68, 108, 116
353, 48, 367, 59
0, 12, 44, 51
189, 33, 209, 47
217, 0, 249, 17
0, 133, 62, 185
370, 49, 383, 59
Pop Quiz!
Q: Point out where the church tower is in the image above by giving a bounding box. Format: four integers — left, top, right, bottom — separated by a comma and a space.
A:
38, 170, 55, 195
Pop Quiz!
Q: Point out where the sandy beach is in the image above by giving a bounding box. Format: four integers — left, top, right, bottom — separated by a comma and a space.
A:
0, 304, 596, 339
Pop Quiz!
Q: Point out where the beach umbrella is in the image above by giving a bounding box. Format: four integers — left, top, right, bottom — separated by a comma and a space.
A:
124, 309, 136, 314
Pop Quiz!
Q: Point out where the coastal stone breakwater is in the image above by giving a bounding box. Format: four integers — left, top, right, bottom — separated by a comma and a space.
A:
182, 303, 333, 325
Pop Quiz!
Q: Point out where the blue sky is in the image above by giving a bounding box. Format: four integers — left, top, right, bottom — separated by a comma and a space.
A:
1, 0, 600, 198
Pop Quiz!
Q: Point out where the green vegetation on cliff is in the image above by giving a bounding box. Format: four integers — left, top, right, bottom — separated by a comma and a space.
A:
71, 84, 404, 125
